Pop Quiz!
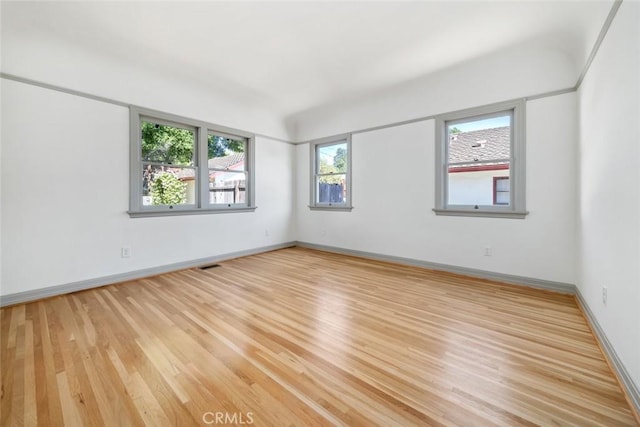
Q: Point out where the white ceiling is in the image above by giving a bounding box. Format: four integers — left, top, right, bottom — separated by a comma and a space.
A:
2, 1, 613, 117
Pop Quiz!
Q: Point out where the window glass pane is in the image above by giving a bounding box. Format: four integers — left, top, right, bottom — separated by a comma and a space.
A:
142, 164, 195, 206
447, 114, 511, 164
209, 170, 247, 205
496, 177, 509, 191
495, 191, 510, 205
141, 121, 194, 166
448, 168, 510, 206
208, 134, 246, 170
316, 174, 347, 204
317, 142, 348, 174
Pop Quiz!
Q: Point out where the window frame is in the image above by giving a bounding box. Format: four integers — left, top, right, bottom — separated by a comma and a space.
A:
129, 106, 256, 217
309, 134, 353, 211
433, 99, 528, 219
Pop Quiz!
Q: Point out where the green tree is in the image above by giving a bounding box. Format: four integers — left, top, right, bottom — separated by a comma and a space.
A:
150, 172, 186, 205
450, 126, 462, 134
318, 148, 347, 184
333, 147, 347, 172
142, 122, 245, 165
142, 122, 194, 165
208, 135, 245, 159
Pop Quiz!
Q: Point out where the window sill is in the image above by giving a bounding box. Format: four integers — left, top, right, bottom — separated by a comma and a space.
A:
308, 205, 353, 212
128, 206, 257, 218
432, 208, 528, 219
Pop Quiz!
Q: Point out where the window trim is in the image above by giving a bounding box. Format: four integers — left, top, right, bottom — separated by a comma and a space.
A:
129, 106, 256, 217
309, 134, 353, 211
433, 99, 528, 219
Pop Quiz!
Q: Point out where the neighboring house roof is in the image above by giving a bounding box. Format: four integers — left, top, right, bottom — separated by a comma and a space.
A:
172, 152, 245, 180
208, 152, 245, 170
448, 126, 510, 168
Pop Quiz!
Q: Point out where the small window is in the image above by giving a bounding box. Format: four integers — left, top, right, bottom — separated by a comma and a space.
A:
309, 135, 352, 211
493, 177, 510, 205
129, 107, 255, 217
434, 100, 527, 219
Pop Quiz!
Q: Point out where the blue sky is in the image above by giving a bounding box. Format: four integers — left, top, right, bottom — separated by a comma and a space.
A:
451, 115, 510, 132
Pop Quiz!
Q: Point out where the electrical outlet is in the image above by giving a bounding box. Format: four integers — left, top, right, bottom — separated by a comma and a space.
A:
265, 229, 269, 237
121, 247, 131, 258
602, 286, 607, 305
484, 246, 492, 256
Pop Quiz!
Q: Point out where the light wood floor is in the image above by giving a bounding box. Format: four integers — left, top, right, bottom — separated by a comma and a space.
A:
1, 247, 637, 426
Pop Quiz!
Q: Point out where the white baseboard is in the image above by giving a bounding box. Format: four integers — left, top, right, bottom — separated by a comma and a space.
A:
575, 290, 640, 417
295, 241, 576, 293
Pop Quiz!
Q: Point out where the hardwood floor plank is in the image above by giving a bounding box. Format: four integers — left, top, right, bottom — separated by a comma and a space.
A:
56, 372, 84, 427
34, 302, 64, 427
1, 247, 637, 426
22, 319, 36, 426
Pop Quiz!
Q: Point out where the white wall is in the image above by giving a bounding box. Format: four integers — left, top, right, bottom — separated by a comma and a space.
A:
577, 1, 639, 389
449, 169, 510, 206
0, 80, 296, 296
0, 5, 289, 141
296, 92, 577, 284
0, 2, 4, 294
289, 44, 576, 141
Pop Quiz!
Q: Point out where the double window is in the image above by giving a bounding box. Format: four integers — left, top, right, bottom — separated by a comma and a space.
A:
434, 100, 527, 218
129, 107, 255, 217
309, 135, 352, 211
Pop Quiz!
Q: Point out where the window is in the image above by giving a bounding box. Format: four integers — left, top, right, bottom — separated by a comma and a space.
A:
309, 135, 352, 211
434, 100, 527, 218
129, 107, 255, 217
493, 177, 510, 205
208, 132, 247, 205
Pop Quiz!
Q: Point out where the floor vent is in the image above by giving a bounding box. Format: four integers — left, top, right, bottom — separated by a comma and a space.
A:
199, 264, 221, 270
